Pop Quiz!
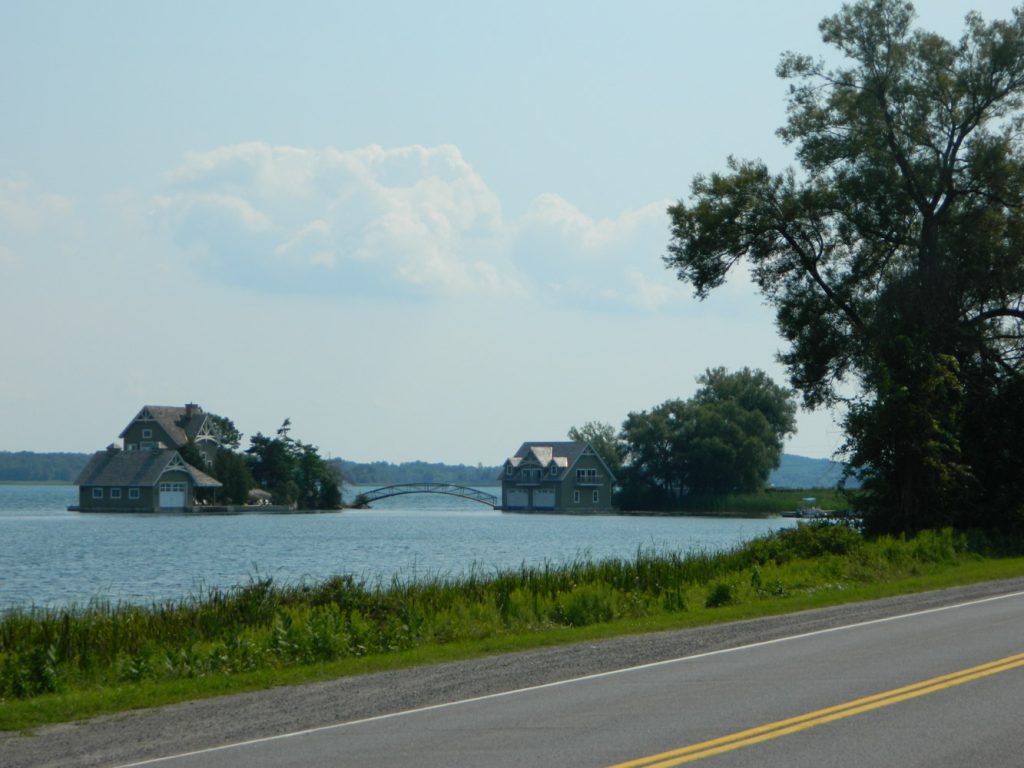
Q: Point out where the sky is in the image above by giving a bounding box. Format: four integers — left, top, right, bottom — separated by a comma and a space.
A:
1, 0, 1018, 465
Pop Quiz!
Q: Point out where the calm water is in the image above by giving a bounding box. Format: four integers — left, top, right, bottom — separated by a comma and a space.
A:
0, 484, 796, 612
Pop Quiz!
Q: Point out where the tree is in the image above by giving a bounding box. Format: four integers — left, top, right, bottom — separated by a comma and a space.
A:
616, 368, 796, 508
665, 1, 1024, 534
208, 414, 243, 450
212, 448, 254, 504
246, 420, 342, 509
567, 421, 624, 478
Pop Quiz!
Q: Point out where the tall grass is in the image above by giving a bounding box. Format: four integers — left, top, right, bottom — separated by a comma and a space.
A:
0, 525, 1001, 702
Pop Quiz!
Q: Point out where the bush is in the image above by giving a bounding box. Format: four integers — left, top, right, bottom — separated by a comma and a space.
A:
705, 582, 735, 608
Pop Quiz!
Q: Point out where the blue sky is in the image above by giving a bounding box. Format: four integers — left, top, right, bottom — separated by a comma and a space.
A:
1, 1, 1015, 464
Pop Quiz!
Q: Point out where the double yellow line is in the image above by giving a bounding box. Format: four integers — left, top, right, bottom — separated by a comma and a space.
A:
610, 651, 1024, 767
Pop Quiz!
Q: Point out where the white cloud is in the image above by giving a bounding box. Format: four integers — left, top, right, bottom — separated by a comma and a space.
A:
511, 193, 686, 311
0, 177, 77, 269
0, 177, 75, 232
158, 142, 517, 296
156, 142, 689, 311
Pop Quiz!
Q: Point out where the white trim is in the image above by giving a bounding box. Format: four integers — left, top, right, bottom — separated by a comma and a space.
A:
573, 489, 580, 503
592, 490, 600, 504
92, 487, 103, 499
128, 488, 140, 500
110, 488, 122, 499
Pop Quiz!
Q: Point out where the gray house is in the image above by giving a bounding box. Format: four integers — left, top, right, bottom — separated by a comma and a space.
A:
120, 404, 220, 466
73, 403, 223, 512
500, 441, 616, 512
73, 445, 221, 512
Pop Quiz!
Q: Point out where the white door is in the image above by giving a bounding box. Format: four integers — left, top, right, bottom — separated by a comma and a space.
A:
533, 489, 555, 510
506, 490, 528, 509
159, 482, 187, 509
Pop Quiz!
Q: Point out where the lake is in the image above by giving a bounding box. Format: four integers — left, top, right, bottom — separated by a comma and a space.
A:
0, 484, 796, 612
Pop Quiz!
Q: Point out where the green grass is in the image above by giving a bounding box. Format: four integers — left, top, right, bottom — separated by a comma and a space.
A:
666, 487, 849, 515
2, 524, 1022, 732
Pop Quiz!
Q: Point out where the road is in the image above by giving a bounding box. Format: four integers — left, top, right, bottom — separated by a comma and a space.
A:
4, 578, 1024, 767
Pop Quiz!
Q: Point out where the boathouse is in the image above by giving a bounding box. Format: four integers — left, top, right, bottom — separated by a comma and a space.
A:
72, 403, 223, 512
500, 441, 616, 512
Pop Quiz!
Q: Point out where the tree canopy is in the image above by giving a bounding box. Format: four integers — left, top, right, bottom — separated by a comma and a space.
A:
665, 0, 1024, 534
616, 368, 796, 509
246, 420, 341, 509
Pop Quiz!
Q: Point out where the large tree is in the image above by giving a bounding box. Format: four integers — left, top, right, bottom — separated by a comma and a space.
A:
246, 420, 342, 509
665, 1, 1024, 534
617, 368, 796, 508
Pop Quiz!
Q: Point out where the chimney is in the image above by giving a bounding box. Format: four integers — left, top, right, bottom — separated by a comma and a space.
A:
185, 402, 199, 419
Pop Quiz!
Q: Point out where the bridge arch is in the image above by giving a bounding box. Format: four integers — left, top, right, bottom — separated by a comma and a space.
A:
352, 483, 500, 509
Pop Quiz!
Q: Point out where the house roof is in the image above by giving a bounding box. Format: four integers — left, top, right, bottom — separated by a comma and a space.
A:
502, 441, 615, 482
74, 448, 222, 488
118, 404, 211, 447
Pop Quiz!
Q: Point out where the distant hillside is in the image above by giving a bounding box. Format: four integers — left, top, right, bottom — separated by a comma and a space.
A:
0, 451, 91, 482
768, 454, 852, 489
332, 459, 500, 486
1, 450, 849, 489
335, 454, 852, 489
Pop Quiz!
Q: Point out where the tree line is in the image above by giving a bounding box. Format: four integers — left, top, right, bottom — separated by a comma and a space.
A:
180, 416, 342, 510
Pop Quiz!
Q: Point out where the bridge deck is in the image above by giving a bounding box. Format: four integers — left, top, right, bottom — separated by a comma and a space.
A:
353, 483, 500, 509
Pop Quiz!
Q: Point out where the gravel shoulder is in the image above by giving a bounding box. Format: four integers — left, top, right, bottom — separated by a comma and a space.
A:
4, 577, 1024, 768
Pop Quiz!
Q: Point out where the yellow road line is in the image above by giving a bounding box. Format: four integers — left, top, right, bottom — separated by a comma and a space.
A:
610, 651, 1024, 768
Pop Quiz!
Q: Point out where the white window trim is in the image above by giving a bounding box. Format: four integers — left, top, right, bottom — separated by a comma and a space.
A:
92, 488, 103, 499
592, 490, 600, 504
573, 490, 580, 503
142, 428, 153, 439
110, 488, 122, 499
128, 488, 140, 500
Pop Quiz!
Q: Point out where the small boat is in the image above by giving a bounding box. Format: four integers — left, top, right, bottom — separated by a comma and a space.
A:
782, 497, 827, 518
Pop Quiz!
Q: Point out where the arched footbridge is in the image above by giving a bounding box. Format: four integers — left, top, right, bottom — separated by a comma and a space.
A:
352, 483, 500, 509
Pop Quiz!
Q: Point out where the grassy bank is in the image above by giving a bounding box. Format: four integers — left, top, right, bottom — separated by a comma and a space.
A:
2, 524, 1023, 731
657, 488, 848, 515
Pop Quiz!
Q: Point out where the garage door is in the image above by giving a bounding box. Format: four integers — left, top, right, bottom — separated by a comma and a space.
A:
159, 482, 187, 509
533, 489, 555, 510
506, 490, 528, 509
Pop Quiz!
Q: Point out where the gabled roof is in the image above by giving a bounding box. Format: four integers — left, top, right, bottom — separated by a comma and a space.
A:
74, 448, 222, 488
119, 405, 212, 448
502, 441, 616, 482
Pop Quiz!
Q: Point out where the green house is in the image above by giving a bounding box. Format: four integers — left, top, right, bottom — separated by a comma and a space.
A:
500, 441, 617, 513
72, 403, 223, 512
120, 404, 220, 466
73, 445, 221, 512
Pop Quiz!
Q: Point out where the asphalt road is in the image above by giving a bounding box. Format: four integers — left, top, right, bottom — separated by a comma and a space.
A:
4, 578, 1024, 767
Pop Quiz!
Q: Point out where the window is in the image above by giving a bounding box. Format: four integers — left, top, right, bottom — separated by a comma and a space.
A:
550, 465, 558, 476
92, 488, 103, 499
593, 490, 600, 504
110, 488, 122, 499
576, 468, 598, 484
506, 465, 513, 476
142, 428, 153, 439
128, 488, 140, 500
573, 490, 580, 503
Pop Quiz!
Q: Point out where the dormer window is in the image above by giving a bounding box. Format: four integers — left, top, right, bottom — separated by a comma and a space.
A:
506, 465, 513, 476
550, 465, 558, 476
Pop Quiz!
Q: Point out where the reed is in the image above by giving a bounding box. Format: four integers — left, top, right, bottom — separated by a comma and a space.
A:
0, 524, 1010, 704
